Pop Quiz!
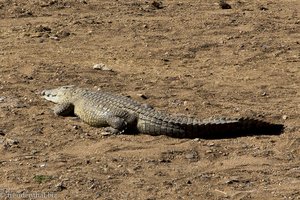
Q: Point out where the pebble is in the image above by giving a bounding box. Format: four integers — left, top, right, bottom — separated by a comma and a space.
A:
55, 182, 66, 191
219, 0, 231, 9
261, 92, 267, 96
258, 6, 268, 11
225, 177, 240, 184
282, 115, 288, 120
73, 125, 80, 130
207, 142, 215, 147
5, 138, 19, 145
92, 63, 113, 71
40, 163, 46, 167
185, 152, 197, 160
206, 149, 213, 153
137, 93, 148, 99
101, 131, 113, 136
49, 36, 59, 41
151, 1, 164, 9
0, 96, 5, 102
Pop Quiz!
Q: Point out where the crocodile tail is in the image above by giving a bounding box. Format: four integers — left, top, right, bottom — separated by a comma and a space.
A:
167, 117, 284, 139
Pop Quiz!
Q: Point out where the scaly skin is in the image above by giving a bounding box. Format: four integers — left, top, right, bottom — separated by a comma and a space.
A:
41, 86, 284, 139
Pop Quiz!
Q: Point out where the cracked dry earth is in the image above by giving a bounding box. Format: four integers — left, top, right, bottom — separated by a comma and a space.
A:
0, 0, 299, 199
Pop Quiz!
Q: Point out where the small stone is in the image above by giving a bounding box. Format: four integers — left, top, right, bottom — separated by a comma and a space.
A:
207, 142, 215, 147
185, 153, 197, 160
92, 63, 113, 71
5, 138, 19, 145
151, 1, 164, 9
206, 149, 213, 153
49, 36, 59, 41
137, 94, 148, 99
0, 96, 5, 102
258, 6, 268, 11
55, 30, 71, 38
55, 182, 66, 191
73, 125, 80, 130
219, 0, 231, 9
193, 138, 200, 142
101, 131, 113, 136
225, 177, 241, 184
282, 115, 288, 120
40, 163, 46, 167
159, 159, 171, 163
35, 25, 51, 32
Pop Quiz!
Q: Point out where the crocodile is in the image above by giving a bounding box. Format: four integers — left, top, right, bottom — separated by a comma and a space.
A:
41, 85, 284, 139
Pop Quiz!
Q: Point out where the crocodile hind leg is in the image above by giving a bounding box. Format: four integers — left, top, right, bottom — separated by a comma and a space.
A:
53, 103, 74, 116
103, 115, 127, 134
104, 112, 138, 134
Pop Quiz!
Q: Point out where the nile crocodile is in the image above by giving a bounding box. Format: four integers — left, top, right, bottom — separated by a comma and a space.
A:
41, 86, 284, 139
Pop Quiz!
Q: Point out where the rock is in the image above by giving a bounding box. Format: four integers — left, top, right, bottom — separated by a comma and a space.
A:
0, 130, 5, 136
258, 6, 268, 11
219, 0, 231, 9
5, 138, 19, 145
207, 142, 215, 147
35, 25, 51, 33
49, 36, 59, 41
55, 182, 66, 191
137, 93, 148, 100
101, 131, 113, 136
40, 163, 46, 167
282, 115, 288, 120
185, 153, 196, 160
0, 96, 6, 102
73, 125, 80, 130
185, 151, 198, 160
55, 29, 71, 39
151, 1, 164, 9
225, 177, 240, 184
92, 63, 114, 71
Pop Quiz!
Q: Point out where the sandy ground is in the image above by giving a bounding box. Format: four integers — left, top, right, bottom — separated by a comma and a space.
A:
0, 0, 299, 199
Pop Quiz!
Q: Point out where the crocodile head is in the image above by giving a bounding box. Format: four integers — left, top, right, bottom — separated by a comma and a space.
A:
41, 85, 76, 103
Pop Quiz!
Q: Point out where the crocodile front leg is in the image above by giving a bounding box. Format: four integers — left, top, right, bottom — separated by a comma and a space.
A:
53, 103, 74, 116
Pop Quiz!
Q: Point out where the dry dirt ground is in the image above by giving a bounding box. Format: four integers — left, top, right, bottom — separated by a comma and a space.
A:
0, 0, 299, 199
